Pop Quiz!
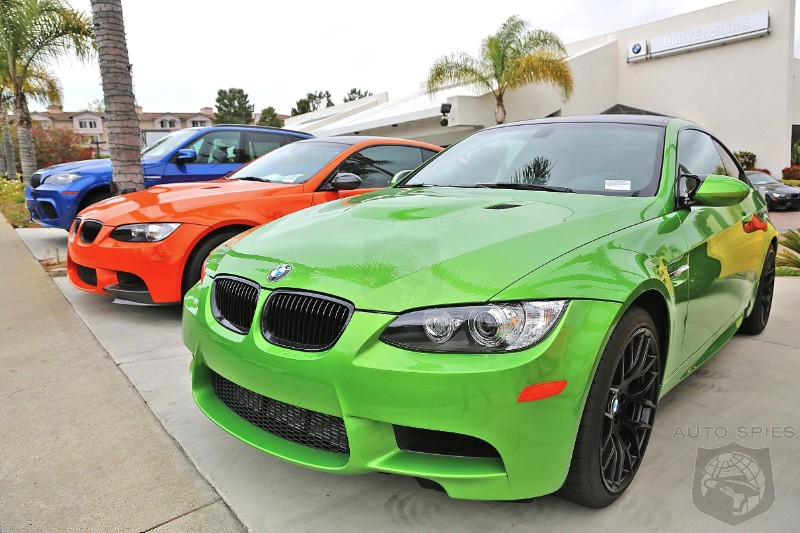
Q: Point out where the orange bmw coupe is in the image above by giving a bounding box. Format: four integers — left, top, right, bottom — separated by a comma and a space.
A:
67, 137, 441, 304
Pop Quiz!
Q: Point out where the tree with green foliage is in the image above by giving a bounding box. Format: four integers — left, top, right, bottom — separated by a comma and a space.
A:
257, 106, 283, 127
426, 16, 573, 124
85, 97, 105, 112
291, 90, 333, 116
0, 0, 94, 184
343, 88, 372, 103
215, 88, 254, 124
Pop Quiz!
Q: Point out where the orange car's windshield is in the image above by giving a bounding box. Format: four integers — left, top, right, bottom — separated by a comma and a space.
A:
226, 141, 350, 184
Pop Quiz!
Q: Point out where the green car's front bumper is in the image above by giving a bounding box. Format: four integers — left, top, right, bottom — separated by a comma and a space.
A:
184, 278, 623, 501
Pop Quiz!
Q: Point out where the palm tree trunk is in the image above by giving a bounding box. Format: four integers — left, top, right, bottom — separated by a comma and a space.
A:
13, 92, 37, 185
0, 108, 17, 179
495, 96, 507, 125
90, 0, 143, 193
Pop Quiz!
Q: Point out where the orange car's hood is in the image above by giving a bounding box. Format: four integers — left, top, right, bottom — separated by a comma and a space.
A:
79, 179, 304, 226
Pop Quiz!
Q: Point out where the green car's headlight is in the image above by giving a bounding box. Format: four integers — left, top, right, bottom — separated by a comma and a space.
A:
110, 222, 181, 242
45, 172, 82, 185
380, 300, 568, 353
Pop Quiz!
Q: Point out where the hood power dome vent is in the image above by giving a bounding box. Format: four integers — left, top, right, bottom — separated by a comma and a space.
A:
485, 203, 523, 210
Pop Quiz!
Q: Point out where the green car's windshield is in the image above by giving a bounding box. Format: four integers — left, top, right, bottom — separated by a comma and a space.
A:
141, 129, 197, 159
747, 172, 778, 185
404, 122, 664, 197
226, 141, 349, 183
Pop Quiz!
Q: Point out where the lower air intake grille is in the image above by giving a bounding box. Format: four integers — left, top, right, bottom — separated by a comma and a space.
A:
80, 220, 103, 243
76, 263, 97, 286
40, 202, 58, 219
261, 290, 353, 351
212, 371, 349, 454
212, 276, 260, 333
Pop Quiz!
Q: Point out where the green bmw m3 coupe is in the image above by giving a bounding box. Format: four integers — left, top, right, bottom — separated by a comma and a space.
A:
183, 115, 777, 508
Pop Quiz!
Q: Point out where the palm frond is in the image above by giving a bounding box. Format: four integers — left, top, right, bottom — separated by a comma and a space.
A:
426, 52, 494, 95
21, 64, 61, 105
502, 51, 574, 99
776, 229, 800, 269
516, 29, 568, 57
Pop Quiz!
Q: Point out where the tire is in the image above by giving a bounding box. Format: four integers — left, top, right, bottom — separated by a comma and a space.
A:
739, 247, 776, 335
181, 228, 246, 296
559, 306, 661, 508
78, 189, 112, 212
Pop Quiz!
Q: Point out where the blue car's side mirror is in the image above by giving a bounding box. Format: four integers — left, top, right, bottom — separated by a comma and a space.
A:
175, 148, 197, 163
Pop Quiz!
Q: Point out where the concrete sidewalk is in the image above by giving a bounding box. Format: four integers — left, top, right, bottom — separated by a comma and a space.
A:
0, 217, 243, 532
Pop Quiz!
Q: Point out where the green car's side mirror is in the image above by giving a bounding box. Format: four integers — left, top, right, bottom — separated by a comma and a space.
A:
689, 174, 751, 207
391, 169, 413, 186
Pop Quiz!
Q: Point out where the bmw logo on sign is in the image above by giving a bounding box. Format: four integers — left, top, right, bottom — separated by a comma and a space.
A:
632, 43, 642, 54
268, 264, 292, 282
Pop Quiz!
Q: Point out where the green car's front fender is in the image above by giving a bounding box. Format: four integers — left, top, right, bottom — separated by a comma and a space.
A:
184, 277, 622, 500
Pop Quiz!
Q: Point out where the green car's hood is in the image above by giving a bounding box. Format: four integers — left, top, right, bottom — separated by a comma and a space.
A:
218, 187, 665, 312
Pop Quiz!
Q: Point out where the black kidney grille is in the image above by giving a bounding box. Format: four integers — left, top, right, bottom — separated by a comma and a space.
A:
31, 173, 42, 188
212, 276, 260, 333
261, 291, 353, 351
80, 220, 103, 243
71, 217, 82, 235
76, 263, 97, 286
212, 371, 349, 454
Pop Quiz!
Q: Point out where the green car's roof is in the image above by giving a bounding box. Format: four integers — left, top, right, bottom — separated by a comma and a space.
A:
497, 114, 675, 128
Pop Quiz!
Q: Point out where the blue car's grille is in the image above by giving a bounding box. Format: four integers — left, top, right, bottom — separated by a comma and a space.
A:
30, 172, 42, 189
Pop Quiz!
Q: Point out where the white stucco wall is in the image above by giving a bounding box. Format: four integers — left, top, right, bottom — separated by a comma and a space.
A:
562, 0, 795, 175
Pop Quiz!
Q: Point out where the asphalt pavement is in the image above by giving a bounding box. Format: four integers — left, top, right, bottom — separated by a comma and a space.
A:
5, 223, 800, 532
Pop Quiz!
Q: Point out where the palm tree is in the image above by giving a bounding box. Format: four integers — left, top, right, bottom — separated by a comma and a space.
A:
90, 0, 143, 192
427, 16, 574, 125
1, 62, 62, 180
0, 0, 93, 184
0, 91, 16, 178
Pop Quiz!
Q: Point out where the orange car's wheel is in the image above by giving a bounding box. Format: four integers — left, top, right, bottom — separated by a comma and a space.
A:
182, 228, 248, 296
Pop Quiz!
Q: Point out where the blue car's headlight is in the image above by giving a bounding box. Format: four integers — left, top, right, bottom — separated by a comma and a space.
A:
110, 223, 181, 242
380, 300, 568, 353
44, 172, 82, 185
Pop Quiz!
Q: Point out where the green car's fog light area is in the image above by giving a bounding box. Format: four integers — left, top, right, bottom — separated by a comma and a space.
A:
380, 300, 568, 352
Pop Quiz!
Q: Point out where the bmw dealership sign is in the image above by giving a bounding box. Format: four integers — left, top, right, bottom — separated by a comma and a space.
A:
628, 11, 770, 63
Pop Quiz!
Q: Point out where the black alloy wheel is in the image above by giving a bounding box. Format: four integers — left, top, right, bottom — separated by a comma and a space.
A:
600, 327, 660, 493
739, 247, 776, 335
560, 306, 661, 508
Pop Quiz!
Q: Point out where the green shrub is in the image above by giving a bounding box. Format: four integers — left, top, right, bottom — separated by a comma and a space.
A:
792, 141, 800, 165
734, 150, 756, 169
784, 179, 800, 187
0, 179, 33, 228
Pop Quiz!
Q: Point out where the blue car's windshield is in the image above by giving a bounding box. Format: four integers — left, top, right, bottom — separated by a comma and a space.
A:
141, 129, 198, 159
404, 122, 664, 197
226, 141, 349, 183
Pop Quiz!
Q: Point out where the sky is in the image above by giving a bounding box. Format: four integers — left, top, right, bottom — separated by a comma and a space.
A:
40, 0, 797, 116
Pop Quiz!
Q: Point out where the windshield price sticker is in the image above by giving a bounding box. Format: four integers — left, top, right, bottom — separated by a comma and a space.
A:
605, 179, 631, 191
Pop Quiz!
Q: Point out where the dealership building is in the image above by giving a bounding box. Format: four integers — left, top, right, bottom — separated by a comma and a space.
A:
285, 0, 797, 176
